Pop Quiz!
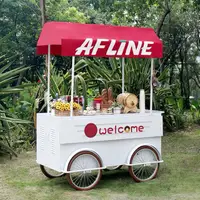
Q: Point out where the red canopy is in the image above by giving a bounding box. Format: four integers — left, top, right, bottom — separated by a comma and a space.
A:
37, 22, 163, 58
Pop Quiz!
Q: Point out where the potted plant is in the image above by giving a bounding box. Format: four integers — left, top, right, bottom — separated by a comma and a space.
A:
112, 101, 123, 114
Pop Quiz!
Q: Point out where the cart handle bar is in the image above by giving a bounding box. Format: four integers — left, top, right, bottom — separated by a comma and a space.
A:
126, 160, 163, 166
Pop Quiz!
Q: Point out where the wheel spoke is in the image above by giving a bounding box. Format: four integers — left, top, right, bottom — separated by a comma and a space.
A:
73, 160, 83, 170
71, 173, 82, 183
140, 166, 145, 179
78, 156, 85, 169
82, 156, 86, 169
134, 165, 143, 176
74, 175, 81, 186
88, 174, 94, 185
79, 173, 84, 187
83, 174, 86, 187
74, 173, 83, 186
135, 152, 143, 164
88, 172, 96, 183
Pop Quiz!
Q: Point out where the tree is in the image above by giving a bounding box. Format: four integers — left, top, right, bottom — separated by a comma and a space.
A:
40, 0, 46, 26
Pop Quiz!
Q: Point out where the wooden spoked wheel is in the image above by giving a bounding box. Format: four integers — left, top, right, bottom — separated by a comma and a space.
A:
128, 146, 159, 182
66, 151, 102, 190
40, 165, 65, 178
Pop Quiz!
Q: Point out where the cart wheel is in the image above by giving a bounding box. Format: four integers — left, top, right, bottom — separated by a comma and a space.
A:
40, 165, 65, 179
104, 165, 122, 171
128, 146, 159, 182
66, 151, 102, 191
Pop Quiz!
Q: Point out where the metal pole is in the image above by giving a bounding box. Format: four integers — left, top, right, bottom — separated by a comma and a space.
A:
122, 58, 125, 93
70, 56, 75, 117
150, 58, 154, 114
47, 44, 51, 113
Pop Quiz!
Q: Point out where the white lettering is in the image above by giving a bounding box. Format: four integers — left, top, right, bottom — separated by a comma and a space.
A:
75, 38, 93, 55
141, 41, 154, 55
125, 41, 142, 55
107, 39, 117, 55
76, 38, 154, 56
117, 42, 126, 56
92, 39, 109, 55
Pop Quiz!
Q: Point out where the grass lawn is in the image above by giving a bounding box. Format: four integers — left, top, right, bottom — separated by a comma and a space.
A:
0, 127, 200, 200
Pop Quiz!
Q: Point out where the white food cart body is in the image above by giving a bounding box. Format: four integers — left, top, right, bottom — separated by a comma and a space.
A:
36, 23, 164, 189
36, 111, 163, 173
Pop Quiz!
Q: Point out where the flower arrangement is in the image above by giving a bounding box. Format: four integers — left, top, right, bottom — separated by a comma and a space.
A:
51, 101, 82, 116
52, 101, 82, 111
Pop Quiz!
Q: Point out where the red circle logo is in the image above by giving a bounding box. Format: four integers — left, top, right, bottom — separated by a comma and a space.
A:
84, 123, 97, 138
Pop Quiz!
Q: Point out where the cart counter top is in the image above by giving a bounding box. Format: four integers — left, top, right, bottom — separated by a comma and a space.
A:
38, 110, 163, 119
37, 111, 163, 144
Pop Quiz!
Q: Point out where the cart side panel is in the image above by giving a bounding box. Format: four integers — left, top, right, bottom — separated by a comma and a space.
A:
59, 136, 162, 172
36, 114, 61, 171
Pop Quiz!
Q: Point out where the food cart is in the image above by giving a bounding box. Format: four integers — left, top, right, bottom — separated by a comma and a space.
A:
36, 22, 163, 190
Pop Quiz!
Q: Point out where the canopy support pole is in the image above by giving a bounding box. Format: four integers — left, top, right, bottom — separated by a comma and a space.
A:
150, 58, 154, 114
70, 56, 75, 117
122, 58, 125, 93
47, 44, 51, 113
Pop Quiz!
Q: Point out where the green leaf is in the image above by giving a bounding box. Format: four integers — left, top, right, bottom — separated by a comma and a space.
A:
0, 59, 15, 74
0, 116, 32, 124
0, 88, 23, 95
0, 66, 30, 83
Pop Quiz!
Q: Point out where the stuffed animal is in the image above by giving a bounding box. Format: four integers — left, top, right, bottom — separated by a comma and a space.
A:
117, 93, 138, 113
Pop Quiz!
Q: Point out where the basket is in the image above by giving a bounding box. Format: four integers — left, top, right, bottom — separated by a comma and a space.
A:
55, 109, 81, 116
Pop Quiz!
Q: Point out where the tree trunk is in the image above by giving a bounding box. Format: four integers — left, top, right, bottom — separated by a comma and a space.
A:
179, 49, 184, 97
39, 0, 48, 75
169, 64, 174, 85
184, 41, 190, 109
40, 0, 46, 26
156, 0, 171, 72
156, 0, 171, 37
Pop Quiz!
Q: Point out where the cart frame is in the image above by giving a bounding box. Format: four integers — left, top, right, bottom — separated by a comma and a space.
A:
36, 22, 163, 190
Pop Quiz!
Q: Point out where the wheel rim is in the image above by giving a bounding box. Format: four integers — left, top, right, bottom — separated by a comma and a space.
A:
130, 147, 159, 182
41, 166, 64, 177
68, 153, 101, 190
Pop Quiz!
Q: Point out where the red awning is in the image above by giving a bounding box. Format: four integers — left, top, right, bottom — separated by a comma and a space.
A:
37, 22, 163, 58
